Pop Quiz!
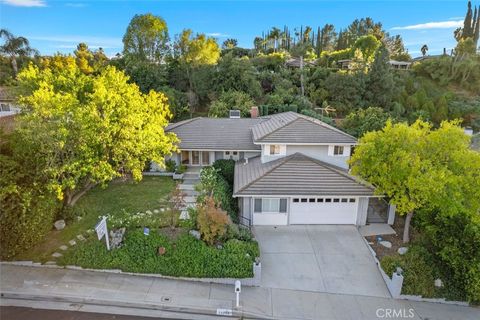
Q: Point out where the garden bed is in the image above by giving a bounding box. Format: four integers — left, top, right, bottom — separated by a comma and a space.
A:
58, 228, 259, 278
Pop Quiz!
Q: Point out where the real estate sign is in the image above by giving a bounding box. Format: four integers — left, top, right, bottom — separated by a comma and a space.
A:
95, 216, 110, 250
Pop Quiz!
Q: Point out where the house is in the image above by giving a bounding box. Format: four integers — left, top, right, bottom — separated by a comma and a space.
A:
337, 59, 411, 70
166, 111, 394, 226
0, 87, 20, 134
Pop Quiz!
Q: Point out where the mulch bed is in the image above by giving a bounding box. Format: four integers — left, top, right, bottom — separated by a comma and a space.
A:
365, 217, 408, 260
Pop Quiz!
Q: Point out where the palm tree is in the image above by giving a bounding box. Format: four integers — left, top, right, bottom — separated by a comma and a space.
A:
0, 29, 38, 75
420, 44, 429, 57
269, 27, 281, 52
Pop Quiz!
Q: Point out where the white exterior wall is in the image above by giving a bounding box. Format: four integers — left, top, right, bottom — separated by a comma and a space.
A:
356, 197, 369, 226
286, 145, 351, 169
261, 144, 287, 163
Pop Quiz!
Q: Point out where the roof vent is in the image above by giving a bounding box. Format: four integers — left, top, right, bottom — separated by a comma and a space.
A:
229, 110, 241, 119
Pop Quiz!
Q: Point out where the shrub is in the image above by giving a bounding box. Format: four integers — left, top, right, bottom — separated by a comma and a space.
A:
106, 209, 166, 229
175, 164, 187, 174
197, 196, 230, 245
59, 228, 259, 278
380, 245, 436, 298
165, 159, 176, 172
208, 90, 255, 118
212, 159, 235, 186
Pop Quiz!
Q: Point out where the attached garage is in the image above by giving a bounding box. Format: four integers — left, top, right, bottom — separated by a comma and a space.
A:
289, 197, 358, 225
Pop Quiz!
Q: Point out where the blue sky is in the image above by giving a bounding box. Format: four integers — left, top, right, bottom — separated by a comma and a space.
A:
0, 0, 471, 57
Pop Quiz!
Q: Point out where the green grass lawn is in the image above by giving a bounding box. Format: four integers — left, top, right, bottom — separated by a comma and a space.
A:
15, 176, 175, 262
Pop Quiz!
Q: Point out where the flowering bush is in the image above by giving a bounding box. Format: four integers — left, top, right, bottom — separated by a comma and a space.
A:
104, 209, 166, 229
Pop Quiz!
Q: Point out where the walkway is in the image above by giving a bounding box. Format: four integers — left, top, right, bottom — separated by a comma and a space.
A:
1, 264, 479, 320
178, 167, 201, 218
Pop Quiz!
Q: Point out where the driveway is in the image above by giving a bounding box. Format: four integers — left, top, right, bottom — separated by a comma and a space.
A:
253, 225, 390, 298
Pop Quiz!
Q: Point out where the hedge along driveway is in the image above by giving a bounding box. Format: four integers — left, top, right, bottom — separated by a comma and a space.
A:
58, 229, 260, 278
14, 176, 175, 262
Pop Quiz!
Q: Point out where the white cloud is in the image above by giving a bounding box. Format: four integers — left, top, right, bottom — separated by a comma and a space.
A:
206, 32, 230, 38
2, 0, 46, 7
391, 20, 463, 30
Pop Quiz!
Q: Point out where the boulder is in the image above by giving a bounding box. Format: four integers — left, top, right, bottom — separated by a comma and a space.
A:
77, 234, 86, 241
434, 279, 443, 288
52, 252, 63, 258
158, 247, 166, 255
54, 220, 66, 230
379, 240, 392, 249
68, 240, 77, 246
153, 209, 159, 214
189, 230, 201, 240
397, 247, 408, 255
110, 227, 126, 249
59, 245, 68, 251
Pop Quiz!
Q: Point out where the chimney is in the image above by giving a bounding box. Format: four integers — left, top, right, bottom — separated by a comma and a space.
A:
250, 106, 259, 118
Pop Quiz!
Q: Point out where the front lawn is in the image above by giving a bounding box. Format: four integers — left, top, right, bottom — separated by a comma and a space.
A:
14, 176, 175, 262
58, 228, 259, 278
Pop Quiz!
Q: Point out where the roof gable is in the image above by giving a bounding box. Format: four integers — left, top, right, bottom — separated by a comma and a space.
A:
234, 153, 374, 196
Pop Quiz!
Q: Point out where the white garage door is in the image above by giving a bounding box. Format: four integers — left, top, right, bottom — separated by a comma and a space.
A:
290, 197, 358, 224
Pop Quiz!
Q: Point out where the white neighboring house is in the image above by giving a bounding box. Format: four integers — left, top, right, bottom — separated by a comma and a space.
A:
166, 111, 395, 227
0, 87, 20, 134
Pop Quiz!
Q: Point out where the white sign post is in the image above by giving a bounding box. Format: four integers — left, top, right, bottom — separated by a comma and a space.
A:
95, 216, 110, 251
234, 280, 241, 308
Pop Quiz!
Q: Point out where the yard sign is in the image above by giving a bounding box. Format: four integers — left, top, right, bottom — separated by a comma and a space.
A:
95, 216, 110, 250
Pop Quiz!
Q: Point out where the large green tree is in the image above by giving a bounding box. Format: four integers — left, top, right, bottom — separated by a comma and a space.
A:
350, 120, 476, 243
16, 62, 178, 207
0, 29, 37, 75
122, 13, 170, 62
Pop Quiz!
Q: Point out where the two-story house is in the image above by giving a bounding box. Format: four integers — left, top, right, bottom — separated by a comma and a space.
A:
166, 111, 386, 226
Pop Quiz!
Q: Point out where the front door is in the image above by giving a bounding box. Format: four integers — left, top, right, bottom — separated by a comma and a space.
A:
191, 151, 200, 165
202, 151, 210, 165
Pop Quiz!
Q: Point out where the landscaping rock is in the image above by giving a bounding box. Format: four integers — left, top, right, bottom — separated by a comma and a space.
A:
153, 209, 159, 214
398, 247, 408, 255
110, 227, 126, 249
179, 210, 189, 220
54, 220, 66, 230
77, 234, 86, 241
52, 252, 63, 258
379, 240, 392, 249
160, 208, 165, 212
146, 210, 152, 215
68, 240, 77, 246
216, 245, 223, 250
86, 229, 94, 234
59, 245, 68, 251
158, 247, 166, 255
434, 278, 444, 287
189, 230, 201, 240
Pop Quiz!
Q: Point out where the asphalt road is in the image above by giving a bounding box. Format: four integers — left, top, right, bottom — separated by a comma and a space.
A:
0, 306, 175, 320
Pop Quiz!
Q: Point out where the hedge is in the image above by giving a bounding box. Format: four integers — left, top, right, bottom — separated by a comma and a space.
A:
59, 229, 259, 278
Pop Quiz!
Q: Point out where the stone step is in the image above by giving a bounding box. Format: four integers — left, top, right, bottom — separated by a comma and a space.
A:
179, 184, 195, 190
183, 190, 199, 197
184, 196, 196, 203
180, 203, 196, 210
183, 179, 200, 185
184, 172, 200, 178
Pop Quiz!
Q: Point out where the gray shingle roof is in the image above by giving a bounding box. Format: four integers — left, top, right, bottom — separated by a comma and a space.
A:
253, 112, 356, 144
234, 153, 374, 197
166, 117, 263, 151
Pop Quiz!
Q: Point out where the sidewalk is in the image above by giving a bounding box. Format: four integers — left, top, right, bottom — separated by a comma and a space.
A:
1, 264, 479, 320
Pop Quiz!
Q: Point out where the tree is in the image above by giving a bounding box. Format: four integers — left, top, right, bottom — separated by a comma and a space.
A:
174, 29, 220, 111
365, 46, 396, 109
122, 13, 170, 63
420, 44, 428, 57
197, 196, 230, 245
350, 120, 451, 243
222, 38, 238, 49
168, 183, 186, 229
353, 35, 381, 63
316, 24, 337, 55
208, 90, 255, 118
341, 107, 391, 137
74, 43, 94, 74
0, 29, 37, 75
16, 63, 178, 207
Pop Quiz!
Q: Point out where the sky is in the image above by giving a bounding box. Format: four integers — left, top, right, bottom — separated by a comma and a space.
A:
0, 0, 472, 58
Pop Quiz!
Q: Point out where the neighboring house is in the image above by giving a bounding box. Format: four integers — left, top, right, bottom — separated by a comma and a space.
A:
337, 59, 411, 70
166, 111, 394, 227
0, 87, 20, 134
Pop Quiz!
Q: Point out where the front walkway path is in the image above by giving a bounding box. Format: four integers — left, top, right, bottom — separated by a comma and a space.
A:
178, 167, 201, 217
1, 264, 479, 320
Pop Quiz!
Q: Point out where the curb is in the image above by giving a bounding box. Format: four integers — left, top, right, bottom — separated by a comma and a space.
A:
0, 291, 273, 320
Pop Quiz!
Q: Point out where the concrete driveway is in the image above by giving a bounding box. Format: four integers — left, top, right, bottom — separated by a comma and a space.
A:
253, 225, 390, 298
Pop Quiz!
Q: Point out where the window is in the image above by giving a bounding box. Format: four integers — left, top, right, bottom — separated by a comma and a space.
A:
202, 151, 210, 165
317, 198, 324, 203
333, 198, 340, 203
309, 198, 315, 203
349, 198, 356, 203
225, 151, 230, 155
181, 151, 190, 165
233, 151, 238, 155
269, 145, 281, 155
293, 198, 299, 203
325, 198, 332, 203
254, 198, 287, 213
301, 198, 308, 203
334, 146, 345, 156
341, 198, 348, 203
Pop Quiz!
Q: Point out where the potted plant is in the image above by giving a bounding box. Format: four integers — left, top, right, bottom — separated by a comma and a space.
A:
173, 164, 187, 180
